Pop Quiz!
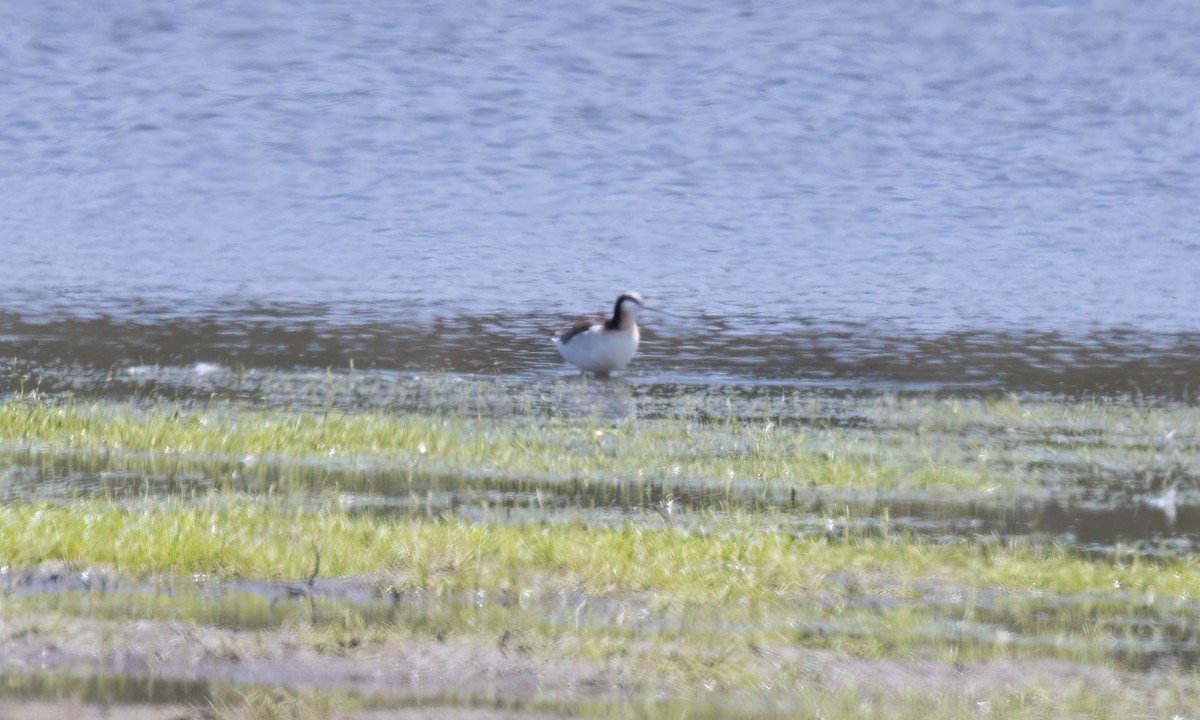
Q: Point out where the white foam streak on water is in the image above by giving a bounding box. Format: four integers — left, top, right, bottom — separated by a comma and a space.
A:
0, 0, 1198, 335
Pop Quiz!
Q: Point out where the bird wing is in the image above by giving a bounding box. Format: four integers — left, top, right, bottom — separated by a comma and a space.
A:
555, 317, 602, 344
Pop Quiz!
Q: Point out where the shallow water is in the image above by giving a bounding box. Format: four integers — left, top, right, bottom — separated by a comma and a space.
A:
2, 0, 1199, 396
0, 377, 1198, 711
0, 373, 1193, 555
2, 311, 1198, 398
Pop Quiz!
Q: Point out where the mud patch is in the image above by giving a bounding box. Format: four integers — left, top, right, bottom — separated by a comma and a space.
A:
0, 700, 565, 720
0, 613, 627, 711
2, 610, 1198, 718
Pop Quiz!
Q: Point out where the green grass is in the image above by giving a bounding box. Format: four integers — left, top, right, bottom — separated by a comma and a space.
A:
0, 497, 1194, 604
4, 393, 1192, 502
3, 494, 1200, 718
0, 399, 1003, 493
0, 391, 1198, 718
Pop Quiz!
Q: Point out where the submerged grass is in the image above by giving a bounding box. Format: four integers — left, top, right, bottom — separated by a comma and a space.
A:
4, 497, 1200, 717
0, 399, 1004, 493
1, 496, 1196, 604
1, 389, 1198, 717
3, 392, 1193, 503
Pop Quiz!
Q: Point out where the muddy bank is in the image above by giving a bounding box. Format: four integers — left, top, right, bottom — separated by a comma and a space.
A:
0, 700, 563, 720
0, 609, 1191, 718
0, 613, 618, 707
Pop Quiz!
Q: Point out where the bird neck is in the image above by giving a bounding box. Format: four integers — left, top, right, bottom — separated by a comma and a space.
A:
607, 298, 640, 331
606, 306, 637, 331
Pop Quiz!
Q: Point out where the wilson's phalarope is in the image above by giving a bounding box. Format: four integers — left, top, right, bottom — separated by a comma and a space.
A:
553, 291, 645, 375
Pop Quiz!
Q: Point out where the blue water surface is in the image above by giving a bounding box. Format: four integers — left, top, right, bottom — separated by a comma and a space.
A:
1, 0, 1197, 384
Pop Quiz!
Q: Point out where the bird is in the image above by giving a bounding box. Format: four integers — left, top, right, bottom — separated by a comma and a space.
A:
553, 291, 645, 375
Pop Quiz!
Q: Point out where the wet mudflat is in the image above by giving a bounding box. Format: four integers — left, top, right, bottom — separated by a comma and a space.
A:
0, 368, 1198, 718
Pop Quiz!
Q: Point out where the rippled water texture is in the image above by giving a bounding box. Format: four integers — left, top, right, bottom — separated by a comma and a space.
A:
1, 0, 1198, 380
5, 6, 1200, 713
